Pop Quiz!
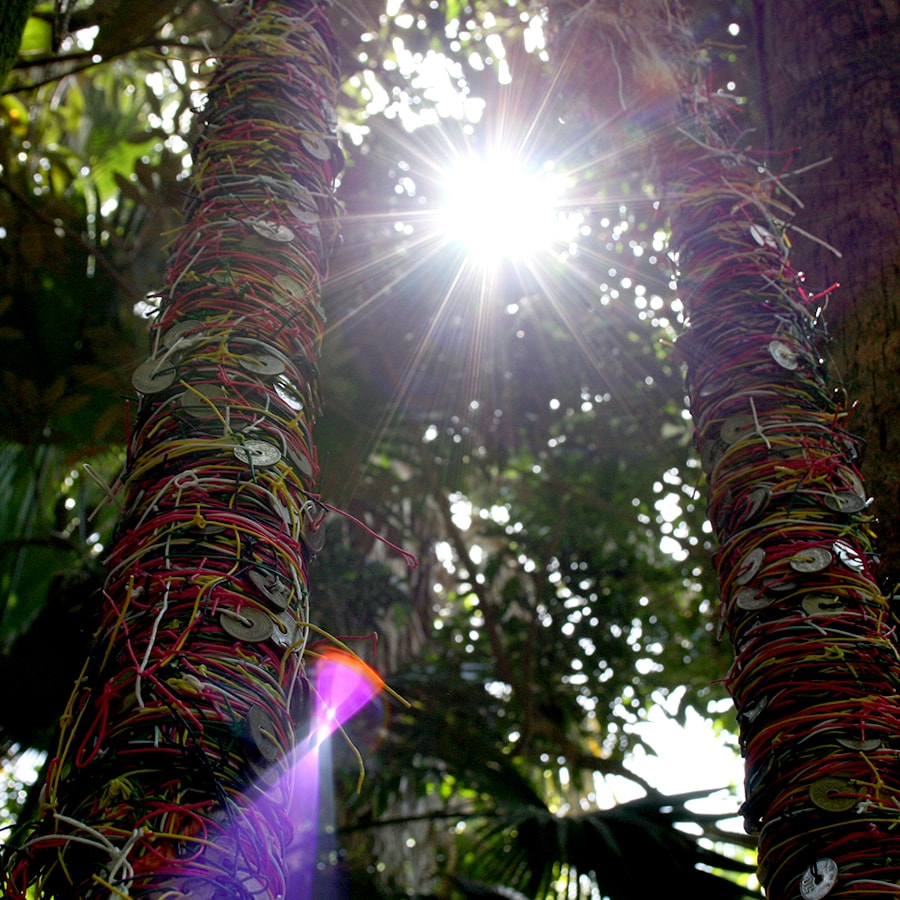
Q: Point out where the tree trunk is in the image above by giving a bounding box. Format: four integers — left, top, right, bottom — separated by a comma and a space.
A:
754, 0, 900, 579
548, 2, 900, 896
2, 1, 342, 896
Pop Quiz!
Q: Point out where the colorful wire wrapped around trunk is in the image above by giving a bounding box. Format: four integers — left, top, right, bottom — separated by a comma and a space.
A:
2, 0, 342, 896
670, 80, 900, 900
547, 2, 900, 895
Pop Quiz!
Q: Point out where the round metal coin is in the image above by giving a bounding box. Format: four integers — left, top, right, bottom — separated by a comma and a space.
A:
769, 340, 799, 370
736, 547, 766, 585
274, 273, 306, 299
274, 376, 304, 411
249, 569, 291, 610
247, 705, 281, 762
238, 352, 285, 376
833, 540, 865, 571
180, 384, 228, 419
720, 413, 757, 445
809, 776, 855, 812
162, 320, 209, 349
799, 858, 838, 900
234, 440, 282, 467
802, 594, 845, 615
249, 219, 295, 242
301, 134, 331, 160
735, 588, 774, 610
132, 357, 178, 394
823, 492, 867, 513
287, 201, 319, 226
836, 736, 881, 751
220, 607, 273, 643
790, 546, 833, 573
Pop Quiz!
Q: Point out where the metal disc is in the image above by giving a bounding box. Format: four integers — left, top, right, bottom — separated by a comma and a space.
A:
744, 485, 772, 521
180, 384, 229, 419
238, 352, 285, 376
735, 587, 774, 610
321, 99, 338, 130
809, 776, 855, 811
836, 736, 881, 751
799, 858, 838, 900
249, 218, 295, 242
234, 440, 282, 467
700, 439, 725, 474
162, 320, 209, 349
287, 201, 319, 226
132, 357, 178, 394
833, 540, 865, 571
286, 445, 314, 477
247, 705, 281, 762
750, 222, 778, 248
736, 547, 766, 585
274, 376, 304, 411
802, 594, 845, 615
720, 413, 757, 445
220, 607, 273, 642
765, 578, 797, 593
741, 696, 768, 723
699, 374, 734, 399
769, 340, 799, 370
304, 524, 326, 554
271, 610, 299, 648
301, 134, 332, 160
249, 569, 291, 610
790, 546, 833, 573
274, 273, 306, 299
823, 492, 867, 513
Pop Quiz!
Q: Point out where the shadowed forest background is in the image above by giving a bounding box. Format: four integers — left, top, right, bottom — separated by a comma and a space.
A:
0, 1, 898, 897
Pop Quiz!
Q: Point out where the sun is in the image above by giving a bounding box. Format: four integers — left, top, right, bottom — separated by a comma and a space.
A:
438, 153, 575, 263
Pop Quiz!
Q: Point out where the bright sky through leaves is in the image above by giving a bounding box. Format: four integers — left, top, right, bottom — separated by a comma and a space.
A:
439, 154, 577, 261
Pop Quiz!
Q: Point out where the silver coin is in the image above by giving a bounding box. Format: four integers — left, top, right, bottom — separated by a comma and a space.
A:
249, 569, 291, 610
735, 588, 774, 610
836, 736, 881, 751
180, 384, 228, 419
249, 219, 295, 242
238, 352, 285, 376
274, 376, 305, 411
790, 546, 833, 573
720, 413, 757, 445
287, 202, 319, 226
162, 320, 209, 349
823, 492, 866, 513
769, 340, 799, 370
247, 705, 281, 761
274, 273, 306, 299
301, 134, 332, 160
736, 547, 766, 585
833, 540, 865, 571
802, 594, 845, 615
234, 440, 282, 467
799, 858, 838, 900
132, 357, 178, 394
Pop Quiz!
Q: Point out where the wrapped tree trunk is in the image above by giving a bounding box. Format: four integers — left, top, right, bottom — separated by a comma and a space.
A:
2, 0, 342, 896
671, 104, 900, 897
549, 2, 900, 896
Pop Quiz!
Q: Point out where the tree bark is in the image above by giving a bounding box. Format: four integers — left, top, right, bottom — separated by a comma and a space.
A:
2, 1, 342, 896
755, 0, 900, 580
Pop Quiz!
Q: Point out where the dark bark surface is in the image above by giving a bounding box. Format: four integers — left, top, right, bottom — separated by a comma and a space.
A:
755, 0, 900, 580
